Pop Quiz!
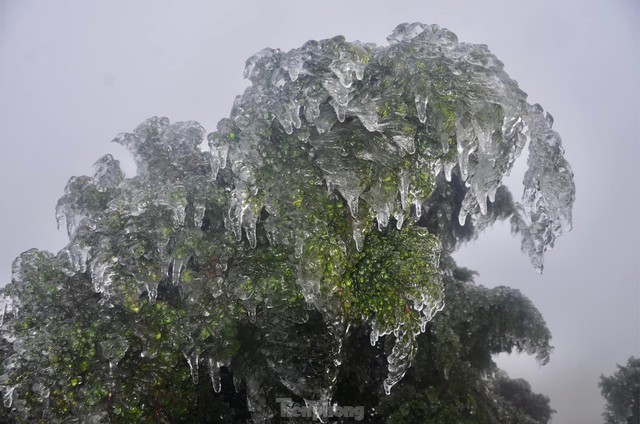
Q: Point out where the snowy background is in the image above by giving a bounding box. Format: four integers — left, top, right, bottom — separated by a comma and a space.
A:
0, 1, 638, 423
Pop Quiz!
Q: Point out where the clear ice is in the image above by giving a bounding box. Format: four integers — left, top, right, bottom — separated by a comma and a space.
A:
0, 22, 573, 422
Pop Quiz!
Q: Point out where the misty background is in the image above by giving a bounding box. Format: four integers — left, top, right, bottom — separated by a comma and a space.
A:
0, 1, 638, 423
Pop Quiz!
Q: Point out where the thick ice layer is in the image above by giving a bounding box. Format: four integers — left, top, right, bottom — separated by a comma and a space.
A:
0, 22, 574, 422
519, 105, 575, 272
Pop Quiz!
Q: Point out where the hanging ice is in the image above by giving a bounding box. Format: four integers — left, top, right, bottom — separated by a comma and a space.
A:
517, 104, 575, 272
0, 21, 574, 422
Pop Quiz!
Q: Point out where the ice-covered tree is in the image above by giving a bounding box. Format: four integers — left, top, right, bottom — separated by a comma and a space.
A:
0, 23, 573, 422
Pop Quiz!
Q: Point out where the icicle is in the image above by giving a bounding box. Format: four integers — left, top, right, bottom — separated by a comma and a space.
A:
487, 186, 497, 203
297, 272, 322, 307
458, 209, 469, 226
415, 94, 428, 123
375, 211, 388, 232
325, 179, 334, 195
184, 352, 200, 384
3, 386, 15, 408
455, 116, 477, 183
394, 210, 406, 230
145, 281, 158, 304
159, 256, 171, 279
440, 132, 450, 153
313, 107, 338, 134
304, 397, 330, 422
352, 219, 365, 252
304, 96, 322, 123
413, 198, 423, 220
209, 149, 221, 179
61, 243, 91, 274
90, 256, 117, 296
193, 204, 206, 228
330, 58, 355, 88
370, 327, 380, 346
207, 358, 224, 393
218, 144, 229, 169
247, 304, 257, 323
383, 328, 417, 395
356, 110, 379, 132
510, 105, 575, 271
205, 277, 222, 298
444, 162, 455, 182
209, 139, 231, 180
354, 61, 366, 80
322, 77, 352, 107
171, 255, 191, 286
244, 219, 257, 248
0, 297, 10, 328
343, 192, 359, 218
285, 51, 306, 81
276, 110, 294, 135
176, 206, 187, 227
421, 296, 445, 326
330, 99, 346, 122
290, 101, 302, 130
398, 169, 410, 210
477, 191, 488, 215
171, 258, 182, 286
55, 206, 66, 232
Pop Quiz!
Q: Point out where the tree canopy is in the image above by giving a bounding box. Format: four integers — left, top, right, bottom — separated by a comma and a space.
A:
600, 357, 640, 424
0, 22, 573, 422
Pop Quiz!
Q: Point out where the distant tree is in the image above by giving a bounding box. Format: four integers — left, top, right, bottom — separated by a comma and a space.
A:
0, 23, 573, 422
600, 357, 640, 424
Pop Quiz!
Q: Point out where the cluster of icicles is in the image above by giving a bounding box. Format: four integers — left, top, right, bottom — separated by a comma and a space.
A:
212, 21, 574, 273
0, 22, 573, 422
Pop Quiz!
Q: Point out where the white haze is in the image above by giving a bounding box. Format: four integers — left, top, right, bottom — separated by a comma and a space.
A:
0, 1, 638, 423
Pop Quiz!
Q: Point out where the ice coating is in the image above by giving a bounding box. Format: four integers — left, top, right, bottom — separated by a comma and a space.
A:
0, 22, 573, 422
220, 21, 572, 270
518, 104, 575, 272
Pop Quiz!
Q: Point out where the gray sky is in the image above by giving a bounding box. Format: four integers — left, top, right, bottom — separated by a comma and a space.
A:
0, 1, 638, 423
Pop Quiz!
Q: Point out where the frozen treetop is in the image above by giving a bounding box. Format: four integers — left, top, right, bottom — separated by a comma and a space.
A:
0, 23, 574, 422
211, 21, 574, 272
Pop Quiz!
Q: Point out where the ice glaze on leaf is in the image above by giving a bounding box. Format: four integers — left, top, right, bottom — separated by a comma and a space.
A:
0, 22, 573, 422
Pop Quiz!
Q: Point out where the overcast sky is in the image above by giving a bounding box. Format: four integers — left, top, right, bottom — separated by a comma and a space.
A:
0, 1, 638, 423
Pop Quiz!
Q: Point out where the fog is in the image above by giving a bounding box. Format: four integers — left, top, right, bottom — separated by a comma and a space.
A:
0, 1, 638, 422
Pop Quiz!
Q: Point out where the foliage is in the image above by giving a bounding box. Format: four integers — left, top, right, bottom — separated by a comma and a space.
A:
0, 22, 573, 422
600, 357, 640, 424
332, 261, 554, 423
